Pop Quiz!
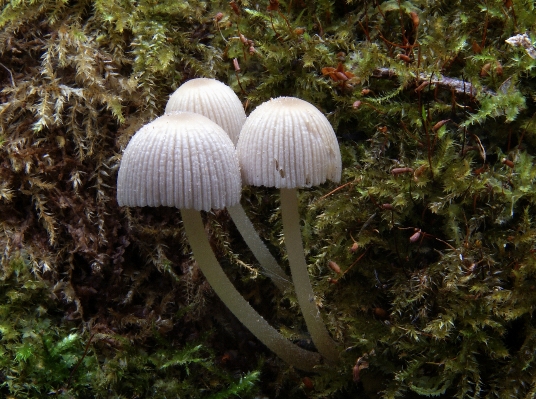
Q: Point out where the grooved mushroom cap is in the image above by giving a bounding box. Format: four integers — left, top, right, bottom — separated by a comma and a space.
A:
117, 113, 241, 211
164, 78, 246, 145
236, 97, 342, 189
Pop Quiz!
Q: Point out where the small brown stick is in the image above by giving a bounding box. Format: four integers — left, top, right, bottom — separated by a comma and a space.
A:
339, 247, 370, 279
509, 1, 518, 30
277, 11, 293, 34
358, 19, 371, 42
433, 236, 457, 252
400, 120, 422, 144
372, 68, 496, 96
423, 119, 434, 179
267, 0, 292, 34
66, 332, 96, 389
0, 62, 15, 87
269, 13, 283, 41
315, 15, 324, 37
397, 0, 407, 47
317, 180, 356, 201
378, 32, 420, 49
214, 13, 228, 42
480, 8, 489, 49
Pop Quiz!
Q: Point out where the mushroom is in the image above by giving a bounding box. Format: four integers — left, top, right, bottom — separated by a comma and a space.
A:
236, 97, 342, 363
165, 78, 292, 292
117, 112, 321, 371
165, 78, 246, 145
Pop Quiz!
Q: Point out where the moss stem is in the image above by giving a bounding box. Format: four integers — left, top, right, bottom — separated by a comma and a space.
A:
279, 188, 340, 363
227, 203, 292, 292
181, 208, 321, 371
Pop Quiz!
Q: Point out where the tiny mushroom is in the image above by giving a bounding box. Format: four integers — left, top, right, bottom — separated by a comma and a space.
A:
117, 112, 321, 371
164, 78, 292, 293
236, 97, 342, 363
165, 78, 246, 145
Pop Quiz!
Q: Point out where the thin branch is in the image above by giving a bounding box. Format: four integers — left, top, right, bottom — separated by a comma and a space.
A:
372, 68, 496, 97
0, 62, 15, 87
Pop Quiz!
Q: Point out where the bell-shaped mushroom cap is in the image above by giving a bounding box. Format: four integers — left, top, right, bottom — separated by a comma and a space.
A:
117, 113, 241, 211
236, 97, 342, 189
164, 78, 246, 145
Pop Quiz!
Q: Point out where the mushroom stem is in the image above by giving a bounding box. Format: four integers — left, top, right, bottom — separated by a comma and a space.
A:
180, 208, 322, 371
227, 203, 292, 292
279, 188, 340, 363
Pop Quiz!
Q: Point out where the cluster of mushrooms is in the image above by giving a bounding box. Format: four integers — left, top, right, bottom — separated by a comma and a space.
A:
116, 78, 342, 371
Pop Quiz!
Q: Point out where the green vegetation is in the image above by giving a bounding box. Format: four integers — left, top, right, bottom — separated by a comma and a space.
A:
1, 0, 535, 397
0, 257, 260, 398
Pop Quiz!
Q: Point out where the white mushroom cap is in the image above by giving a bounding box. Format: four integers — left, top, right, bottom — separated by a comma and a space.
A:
236, 97, 342, 189
117, 113, 241, 211
164, 78, 246, 145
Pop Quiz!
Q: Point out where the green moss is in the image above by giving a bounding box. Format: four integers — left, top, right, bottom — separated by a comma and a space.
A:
1, 0, 536, 397
0, 256, 260, 398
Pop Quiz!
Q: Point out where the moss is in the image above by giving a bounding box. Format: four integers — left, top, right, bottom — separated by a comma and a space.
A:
1, 0, 536, 397
0, 256, 260, 398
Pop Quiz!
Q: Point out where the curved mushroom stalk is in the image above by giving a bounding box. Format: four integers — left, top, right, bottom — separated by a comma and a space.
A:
182, 208, 321, 371
280, 188, 339, 363
236, 97, 343, 364
227, 204, 292, 292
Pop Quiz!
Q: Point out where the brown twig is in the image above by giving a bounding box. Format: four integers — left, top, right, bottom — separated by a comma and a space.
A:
480, 6, 489, 49
378, 32, 420, 49
0, 62, 15, 87
358, 19, 371, 42
66, 332, 96, 390
338, 247, 370, 280
317, 180, 356, 201
371, 68, 496, 97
